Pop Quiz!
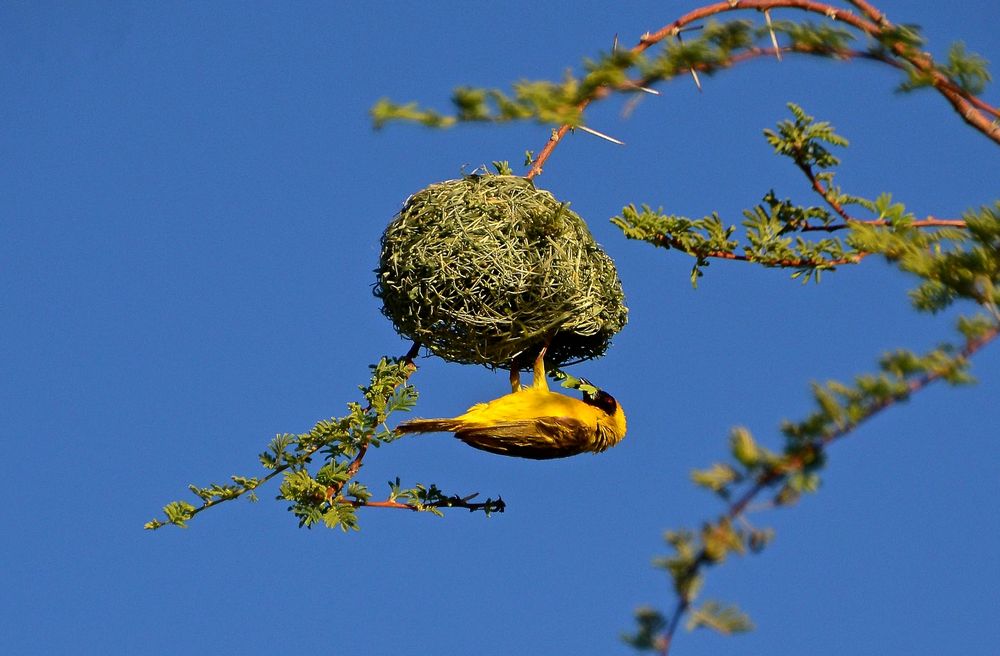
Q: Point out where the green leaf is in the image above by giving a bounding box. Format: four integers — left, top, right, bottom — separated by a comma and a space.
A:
691, 463, 740, 492
162, 501, 197, 528
621, 606, 668, 651
730, 427, 759, 468
702, 518, 745, 563
346, 482, 372, 503
323, 503, 360, 532
944, 41, 991, 95
686, 600, 754, 635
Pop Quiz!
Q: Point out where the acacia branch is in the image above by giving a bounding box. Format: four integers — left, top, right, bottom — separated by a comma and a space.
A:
657, 322, 1000, 654
526, 0, 999, 178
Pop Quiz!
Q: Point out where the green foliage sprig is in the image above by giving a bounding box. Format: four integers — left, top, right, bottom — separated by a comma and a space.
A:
625, 315, 997, 650
146, 351, 504, 531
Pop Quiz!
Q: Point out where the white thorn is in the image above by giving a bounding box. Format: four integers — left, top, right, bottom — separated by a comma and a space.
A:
689, 68, 703, 92
576, 125, 625, 145
625, 81, 659, 95
764, 10, 782, 62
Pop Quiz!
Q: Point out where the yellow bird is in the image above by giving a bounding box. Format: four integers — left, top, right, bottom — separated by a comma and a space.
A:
395, 350, 627, 459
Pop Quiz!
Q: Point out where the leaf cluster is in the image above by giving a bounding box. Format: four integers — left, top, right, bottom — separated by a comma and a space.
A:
763, 101, 849, 169
613, 103, 1000, 304
624, 525, 758, 647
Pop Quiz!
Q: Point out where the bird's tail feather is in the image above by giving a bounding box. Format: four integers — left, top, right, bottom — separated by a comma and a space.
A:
395, 418, 466, 435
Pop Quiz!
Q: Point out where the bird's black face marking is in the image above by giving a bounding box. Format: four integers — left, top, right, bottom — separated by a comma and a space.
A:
583, 390, 618, 415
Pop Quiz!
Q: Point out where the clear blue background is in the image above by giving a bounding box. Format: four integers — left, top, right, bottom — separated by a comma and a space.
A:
2, 2, 998, 654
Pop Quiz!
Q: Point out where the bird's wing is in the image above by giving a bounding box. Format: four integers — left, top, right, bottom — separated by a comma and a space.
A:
455, 416, 595, 460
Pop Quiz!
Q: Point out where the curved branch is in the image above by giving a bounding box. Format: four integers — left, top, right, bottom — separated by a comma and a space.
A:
526, 0, 999, 178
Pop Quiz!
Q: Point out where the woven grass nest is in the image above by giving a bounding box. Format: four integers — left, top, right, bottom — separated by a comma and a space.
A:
375, 173, 627, 370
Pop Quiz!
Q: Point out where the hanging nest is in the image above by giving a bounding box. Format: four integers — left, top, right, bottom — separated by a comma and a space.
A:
375, 173, 627, 370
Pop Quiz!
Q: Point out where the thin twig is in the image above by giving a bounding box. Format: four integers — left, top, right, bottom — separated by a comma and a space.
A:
797, 162, 854, 221
800, 216, 967, 232
793, 157, 967, 230
338, 495, 506, 513
655, 233, 867, 267
659, 599, 690, 655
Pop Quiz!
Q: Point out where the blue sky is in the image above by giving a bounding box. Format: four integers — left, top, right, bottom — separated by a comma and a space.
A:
2, 2, 998, 654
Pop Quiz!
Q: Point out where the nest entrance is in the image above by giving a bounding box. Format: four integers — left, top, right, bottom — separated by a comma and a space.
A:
375, 174, 627, 370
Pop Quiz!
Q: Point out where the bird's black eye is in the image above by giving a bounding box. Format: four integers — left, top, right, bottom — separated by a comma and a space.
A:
584, 390, 618, 415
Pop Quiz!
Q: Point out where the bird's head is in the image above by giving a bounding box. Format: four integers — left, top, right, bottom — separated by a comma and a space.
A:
573, 376, 628, 441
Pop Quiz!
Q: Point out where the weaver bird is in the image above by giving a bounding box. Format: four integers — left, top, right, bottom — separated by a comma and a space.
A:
395, 348, 626, 459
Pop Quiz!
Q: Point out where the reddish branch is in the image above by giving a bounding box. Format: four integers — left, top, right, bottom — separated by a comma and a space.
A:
656, 233, 867, 267
798, 163, 854, 221
801, 216, 967, 232
793, 159, 967, 230
525, 0, 1000, 178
